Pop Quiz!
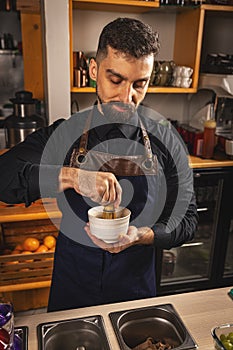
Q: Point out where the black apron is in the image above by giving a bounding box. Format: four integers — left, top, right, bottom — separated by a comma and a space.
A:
48, 111, 162, 312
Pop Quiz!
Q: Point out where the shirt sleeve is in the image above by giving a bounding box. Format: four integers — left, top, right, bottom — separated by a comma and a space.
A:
151, 125, 198, 249
153, 192, 198, 249
0, 119, 64, 206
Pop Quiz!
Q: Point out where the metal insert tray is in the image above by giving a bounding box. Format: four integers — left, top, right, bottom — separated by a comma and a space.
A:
14, 326, 28, 350
37, 315, 111, 350
109, 303, 198, 350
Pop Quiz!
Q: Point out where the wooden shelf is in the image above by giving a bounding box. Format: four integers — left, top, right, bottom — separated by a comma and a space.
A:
73, 0, 233, 12
0, 280, 51, 293
70, 1, 233, 99
72, 0, 159, 12
148, 86, 197, 93
0, 50, 21, 55
70, 0, 202, 94
201, 4, 233, 12
0, 199, 61, 223
71, 86, 197, 93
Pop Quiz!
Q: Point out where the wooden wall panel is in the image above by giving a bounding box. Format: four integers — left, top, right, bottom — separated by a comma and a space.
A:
20, 12, 44, 100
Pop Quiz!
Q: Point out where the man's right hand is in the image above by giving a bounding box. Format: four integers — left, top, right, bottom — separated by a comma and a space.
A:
58, 167, 122, 207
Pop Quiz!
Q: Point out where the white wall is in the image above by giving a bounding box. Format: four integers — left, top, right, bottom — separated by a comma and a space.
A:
72, 10, 176, 60
43, 0, 71, 124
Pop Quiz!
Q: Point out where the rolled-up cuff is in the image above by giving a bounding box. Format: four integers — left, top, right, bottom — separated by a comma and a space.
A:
152, 223, 172, 249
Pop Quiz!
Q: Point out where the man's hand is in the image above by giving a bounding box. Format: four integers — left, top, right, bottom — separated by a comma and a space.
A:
84, 224, 154, 253
58, 167, 122, 207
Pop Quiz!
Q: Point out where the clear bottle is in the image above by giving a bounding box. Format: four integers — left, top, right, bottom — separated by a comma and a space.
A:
202, 105, 216, 159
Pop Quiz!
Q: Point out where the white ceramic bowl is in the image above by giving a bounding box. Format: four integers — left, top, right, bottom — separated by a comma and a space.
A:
88, 206, 131, 243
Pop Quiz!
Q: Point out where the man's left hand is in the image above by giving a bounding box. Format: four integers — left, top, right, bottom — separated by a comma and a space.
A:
84, 224, 154, 253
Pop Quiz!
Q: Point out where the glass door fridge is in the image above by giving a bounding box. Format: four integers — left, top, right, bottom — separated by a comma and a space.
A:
157, 168, 233, 296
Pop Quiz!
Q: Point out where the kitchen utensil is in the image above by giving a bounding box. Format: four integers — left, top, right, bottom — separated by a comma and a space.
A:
154, 60, 175, 87
172, 65, 193, 87
181, 77, 192, 88
181, 66, 193, 78
102, 204, 116, 219
4, 90, 45, 148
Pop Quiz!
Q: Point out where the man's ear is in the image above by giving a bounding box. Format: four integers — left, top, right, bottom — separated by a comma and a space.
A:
89, 58, 97, 81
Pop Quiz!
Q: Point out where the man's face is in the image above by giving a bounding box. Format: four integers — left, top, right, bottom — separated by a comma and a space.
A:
89, 47, 154, 122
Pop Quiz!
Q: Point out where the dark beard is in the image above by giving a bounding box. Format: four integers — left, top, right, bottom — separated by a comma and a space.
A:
97, 94, 136, 123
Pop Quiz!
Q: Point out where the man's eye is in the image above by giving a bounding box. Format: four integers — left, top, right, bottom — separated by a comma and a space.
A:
134, 81, 147, 89
110, 78, 121, 85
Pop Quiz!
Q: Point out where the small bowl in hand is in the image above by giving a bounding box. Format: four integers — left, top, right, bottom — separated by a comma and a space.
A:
88, 206, 131, 243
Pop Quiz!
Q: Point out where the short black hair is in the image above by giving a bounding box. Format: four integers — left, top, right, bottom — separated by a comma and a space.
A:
96, 17, 160, 62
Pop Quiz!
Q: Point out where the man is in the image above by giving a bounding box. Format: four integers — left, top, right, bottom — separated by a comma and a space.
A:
0, 18, 198, 311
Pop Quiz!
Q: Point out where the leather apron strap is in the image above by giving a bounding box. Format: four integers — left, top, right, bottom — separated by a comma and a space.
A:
69, 109, 158, 176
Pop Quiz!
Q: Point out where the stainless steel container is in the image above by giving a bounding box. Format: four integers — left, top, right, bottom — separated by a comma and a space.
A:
4, 90, 45, 148
109, 303, 198, 350
37, 315, 111, 350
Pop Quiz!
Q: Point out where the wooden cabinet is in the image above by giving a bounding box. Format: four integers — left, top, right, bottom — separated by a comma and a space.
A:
69, 0, 233, 96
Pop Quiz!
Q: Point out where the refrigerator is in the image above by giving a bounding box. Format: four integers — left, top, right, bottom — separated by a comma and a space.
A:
157, 167, 233, 295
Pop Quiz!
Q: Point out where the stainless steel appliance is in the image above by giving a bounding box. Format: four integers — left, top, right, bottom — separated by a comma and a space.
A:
4, 90, 45, 148
215, 96, 233, 138
198, 74, 233, 145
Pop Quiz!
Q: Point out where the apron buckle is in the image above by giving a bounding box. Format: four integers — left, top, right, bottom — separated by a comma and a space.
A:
142, 158, 154, 171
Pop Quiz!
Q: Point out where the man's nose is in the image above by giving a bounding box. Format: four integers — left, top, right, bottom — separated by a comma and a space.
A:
120, 84, 135, 103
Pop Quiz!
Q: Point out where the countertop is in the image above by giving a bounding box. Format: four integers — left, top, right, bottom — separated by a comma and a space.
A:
188, 155, 233, 169
15, 286, 233, 350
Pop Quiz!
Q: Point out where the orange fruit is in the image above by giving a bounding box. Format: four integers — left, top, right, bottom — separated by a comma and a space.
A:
43, 235, 56, 249
11, 249, 21, 255
35, 244, 48, 253
14, 244, 23, 252
23, 237, 40, 252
